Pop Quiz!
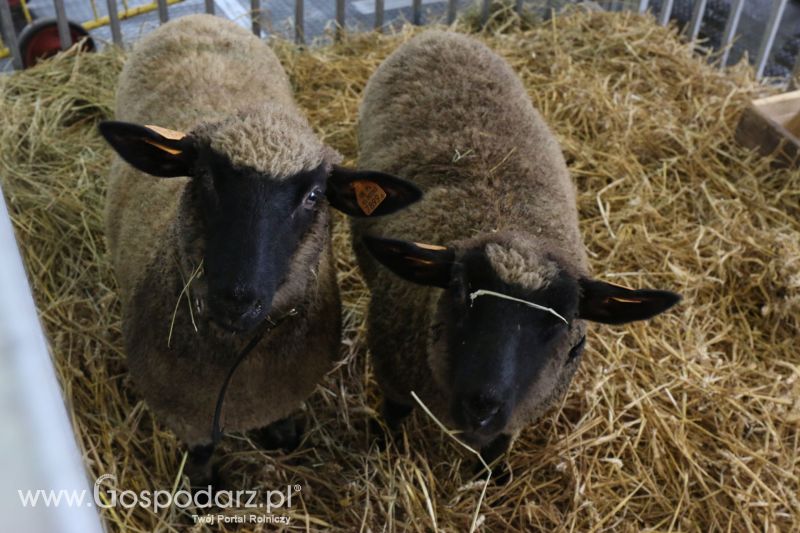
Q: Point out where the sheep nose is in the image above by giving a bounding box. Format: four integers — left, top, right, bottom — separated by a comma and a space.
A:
214, 290, 263, 330
463, 393, 502, 429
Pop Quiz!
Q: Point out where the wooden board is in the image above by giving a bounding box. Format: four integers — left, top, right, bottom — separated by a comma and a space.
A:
735, 90, 800, 167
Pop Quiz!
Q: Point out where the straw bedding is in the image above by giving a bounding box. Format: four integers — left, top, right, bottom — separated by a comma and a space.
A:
1, 9, 798, 532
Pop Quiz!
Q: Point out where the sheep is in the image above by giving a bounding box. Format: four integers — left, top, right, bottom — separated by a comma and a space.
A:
99, 14, 420, 484
351, 30, 680, 470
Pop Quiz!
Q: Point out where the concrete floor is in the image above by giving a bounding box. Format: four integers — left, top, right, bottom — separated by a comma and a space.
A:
1, 0, 799, 75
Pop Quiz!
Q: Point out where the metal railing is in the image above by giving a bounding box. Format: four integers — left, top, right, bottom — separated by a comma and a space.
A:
0, 0, 798, 79
0, 192, 105, 532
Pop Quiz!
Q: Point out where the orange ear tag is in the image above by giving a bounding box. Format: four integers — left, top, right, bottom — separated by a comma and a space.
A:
145, 125, 186, 140
353, 181, 387, 215
143, 125, 187, 155
142, 140, 183, 155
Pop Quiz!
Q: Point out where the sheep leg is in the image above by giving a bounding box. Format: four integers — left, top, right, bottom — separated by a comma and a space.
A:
249, 417, 303, 452
368, 398, 413, 451
186, 443, 219, 489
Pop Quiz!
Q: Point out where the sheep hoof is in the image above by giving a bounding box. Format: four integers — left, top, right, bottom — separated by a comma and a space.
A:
250, 417, 303, 452
382, 398, 413, 431
186, 444, 220, 490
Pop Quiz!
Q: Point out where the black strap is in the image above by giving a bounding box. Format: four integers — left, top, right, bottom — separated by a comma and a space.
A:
210, 308, 298, 446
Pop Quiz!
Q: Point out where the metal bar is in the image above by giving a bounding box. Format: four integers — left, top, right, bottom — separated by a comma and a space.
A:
205, 0, 214, 14
106, 0, 123, 45
657, 0, 673, 26
53, 0, 72, 50
89, 0, 99, 23
480, 0, 489, 26
0, 0, 22, 69
0, 190, 105, 533
20, 0, 32, 23
718, 0, 744, 67
251, 0, 260, 36
336, 0, 345, 32
412, 0, 421, 25
374, 0, 383, 31
294, 0, 304, 44
637, 0, 649, 13
447, 0, 457, 23
754, 0, 788, 79
70, 0, 182, 31
156, 0, 168, 23
686, 0, 707, 41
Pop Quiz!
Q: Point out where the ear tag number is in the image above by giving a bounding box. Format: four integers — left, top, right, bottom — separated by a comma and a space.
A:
353, 181, 387, 215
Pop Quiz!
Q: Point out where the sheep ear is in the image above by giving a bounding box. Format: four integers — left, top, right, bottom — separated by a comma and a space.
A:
363, 236, 454, 288
327, 166, 422, 217
99, 121, 194, 178
578, 279, 681, 324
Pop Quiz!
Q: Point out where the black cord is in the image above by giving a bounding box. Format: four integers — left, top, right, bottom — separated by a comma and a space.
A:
210, 308, 298, 446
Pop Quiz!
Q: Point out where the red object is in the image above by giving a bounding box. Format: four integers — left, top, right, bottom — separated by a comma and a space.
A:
8, 0, 20, 8
17, 18, 95, 69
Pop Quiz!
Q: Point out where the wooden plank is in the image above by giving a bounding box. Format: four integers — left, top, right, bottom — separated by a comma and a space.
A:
751, 90, 800, 123
736, 91, 800, 167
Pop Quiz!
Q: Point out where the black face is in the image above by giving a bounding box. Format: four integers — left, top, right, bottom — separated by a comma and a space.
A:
98, 120, 428, 334
192, 149, 328, 332
363, 235, 681, 445
441, 250, 581, 444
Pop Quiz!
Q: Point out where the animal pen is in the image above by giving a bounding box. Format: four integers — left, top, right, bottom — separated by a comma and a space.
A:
0, 0, 798, 532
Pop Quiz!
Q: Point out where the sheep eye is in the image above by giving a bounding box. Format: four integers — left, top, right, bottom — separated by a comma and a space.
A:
302, 187, 323, 210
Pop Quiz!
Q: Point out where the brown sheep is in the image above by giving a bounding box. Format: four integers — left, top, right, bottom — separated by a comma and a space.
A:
351, 30, 680, 471
99, 14, 420, 484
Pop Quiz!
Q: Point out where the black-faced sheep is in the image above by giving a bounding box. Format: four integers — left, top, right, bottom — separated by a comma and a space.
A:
351, 30, 680, 469
99, 14, 420, 483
